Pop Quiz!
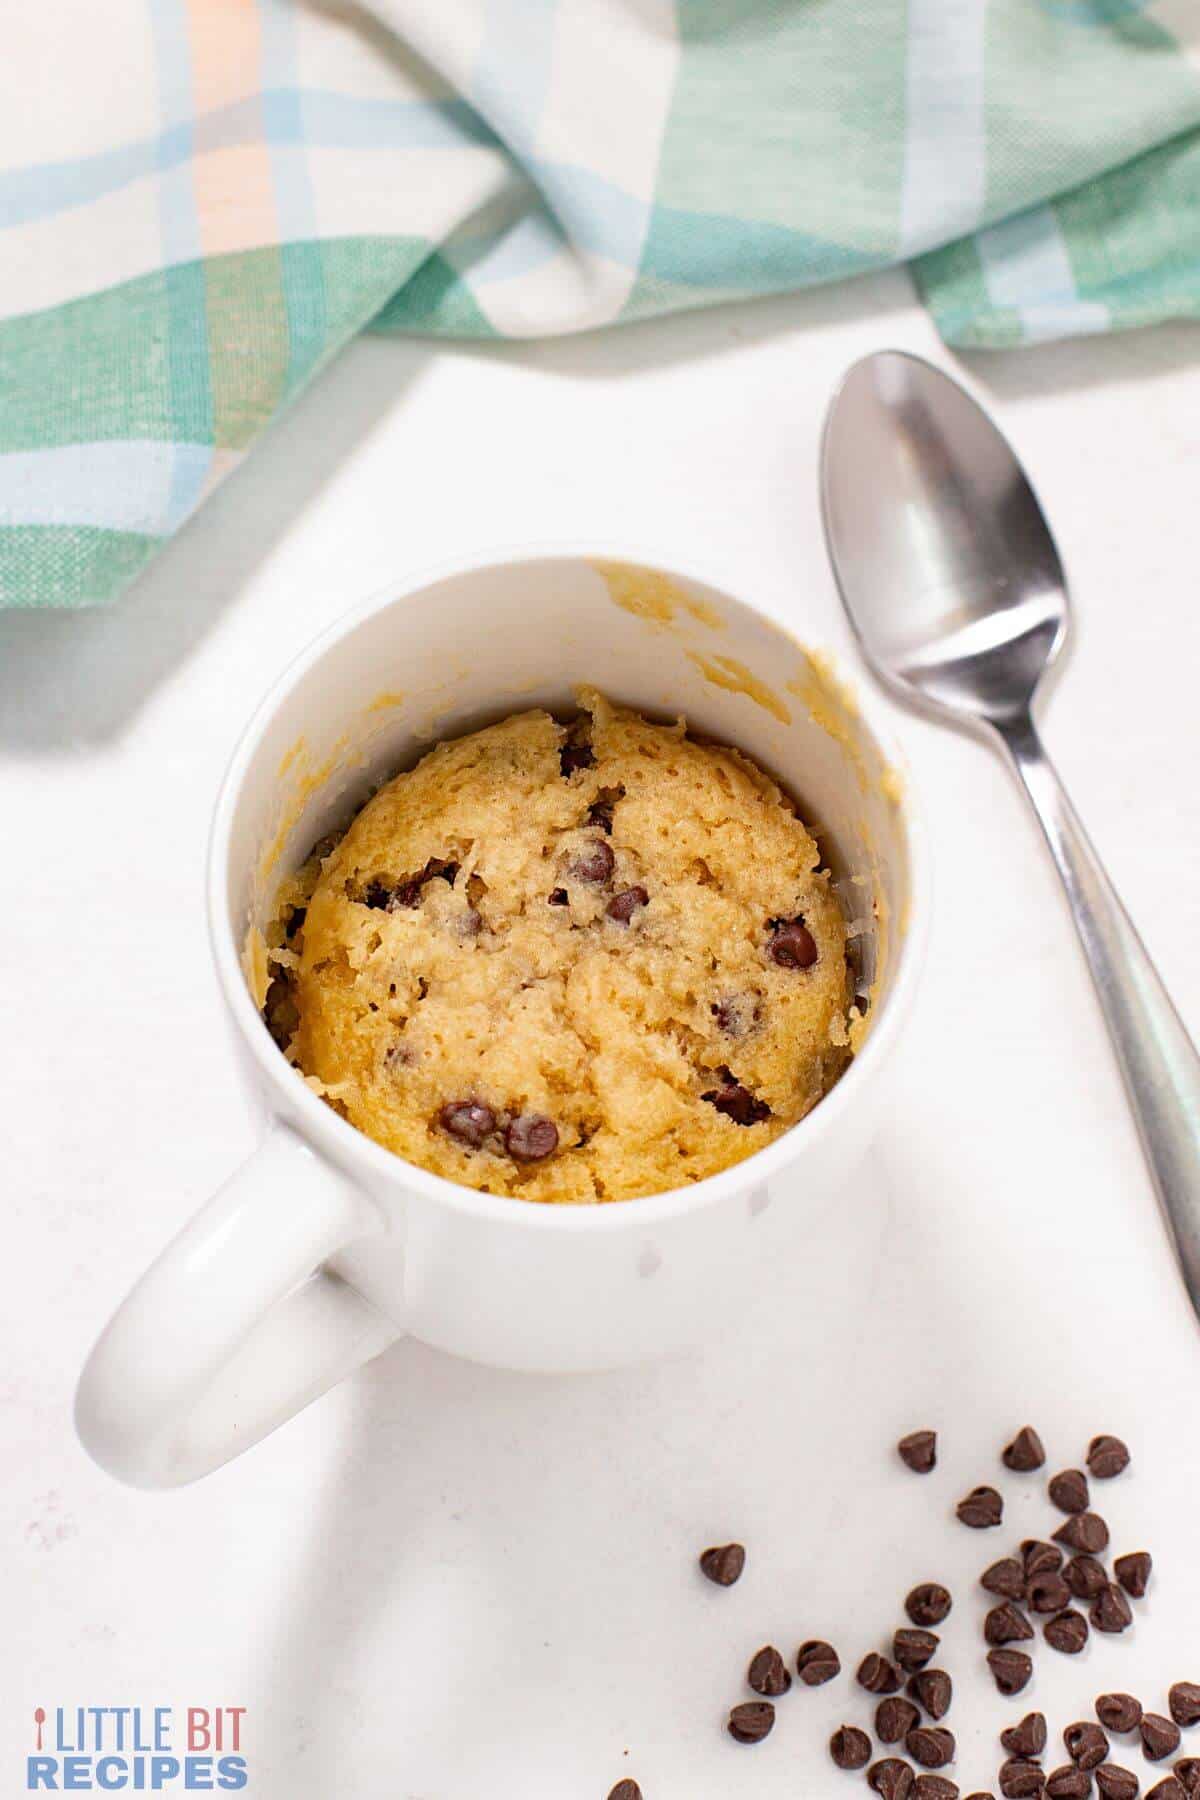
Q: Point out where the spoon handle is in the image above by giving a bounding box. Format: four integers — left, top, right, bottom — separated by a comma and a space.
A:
1001, 713, 1200, 1318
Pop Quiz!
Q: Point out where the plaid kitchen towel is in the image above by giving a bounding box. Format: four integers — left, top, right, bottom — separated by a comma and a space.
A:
4, 0, 1200, 609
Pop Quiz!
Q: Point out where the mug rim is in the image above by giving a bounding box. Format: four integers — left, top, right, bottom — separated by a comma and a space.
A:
207, 541, 931, 1233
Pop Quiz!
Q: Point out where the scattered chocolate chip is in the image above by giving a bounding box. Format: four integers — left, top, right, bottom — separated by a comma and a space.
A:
1142, 1718, 1184, 1763
896, 1630, 940, 1672
748, 1646, 792, 1696
571, 840, 615, 884
831, 1726, 874, 1770
914, 1780, 960, 1800
1045, 1609, 1090, 1654
797, 1640, 841, 1686
439, 1099, 495, 1147
869, 1760, 916, 1799
907, 1729, 955, 1770
1065, 1724, 1110, 1770
1096, 1698, 1143, 1736
860, 1653, 903, 1696
504, 1113, 558, 1163
1095, 1770, 1140, 1800
1004, 1427, 1047, 1472
728, 1701, 774, 1744
608, 1783, 642, 1800
1028, 1572, 1073, 1615
1066, 1556, 1110, 1601
713, 996, 755, 1037
1171, 1689, 1200, 1730
587, 796, 616, 833
549, 887, 569, 905
1176, 1761, 1200, 1796
607, 885, 649, 923
1147, 1783, 1186, 1800
1002, 1716, 1048, 1759
1087, 1436, 1131, 1480
999, 1759, 1046, 1797
768, 917, 819, 969
986, 1603, 1034, 1645
900, 1430, 939, 1474
1091, 1584, 1133, 1635
1053, 1514, 1109, 1555
959, 1486, 1004, 1529
1023, 1540, 1065, 1577
907, 1585, 953, 1627
702, 1068, 770, 1126
1047, 1770, 1092, 1799
560, 740, 595, 777
879, 1700, 923, 1744
1050, 1470, 1091, 1515
966, 1794, 999, 1800
1114, 1553, 1152, 1600
698, 1543, 744, 1586
984, 1560, 1028, 1602
988, 1650, 1033, 1697
909, 1671, 953, 1722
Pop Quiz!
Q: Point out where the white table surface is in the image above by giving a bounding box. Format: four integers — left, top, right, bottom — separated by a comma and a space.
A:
8, 266, 1200, 1799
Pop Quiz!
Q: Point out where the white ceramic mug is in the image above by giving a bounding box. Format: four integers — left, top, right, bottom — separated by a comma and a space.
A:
75, 549, 928, 1488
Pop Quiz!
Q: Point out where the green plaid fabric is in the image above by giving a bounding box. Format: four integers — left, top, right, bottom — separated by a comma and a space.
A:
3, 0, 1200, 609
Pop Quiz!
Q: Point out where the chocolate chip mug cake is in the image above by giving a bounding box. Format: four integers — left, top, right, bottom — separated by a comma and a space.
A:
264, 689, 854, 1203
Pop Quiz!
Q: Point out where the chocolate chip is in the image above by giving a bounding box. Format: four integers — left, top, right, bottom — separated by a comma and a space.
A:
587, 795, 617, 833
1176, 1760, 1200, 1796
966, 1793, 998, 1800
899, 1430, 938, 1474
1095, 1771, 1140, 1800
914, 1780, 960, 1800
1028, 1571, 1073, 1614
869, 1760, 916, 1799
698, 1542, 744, 1586
1050, 1470, 1091, 1515
1091, 1584, 1133, 1635
831, 1726, 873, 1770
363, 878, 399, 909
878, 1700, 922, 1744
1114, 1553, 1152, 1600
1045, 1609, 1090, 1654
608, 1784, 642, 1800
1096, 1698, 1143, 1736
1142, 1719, 1183, 1763
984, 1560, 1028, 1602
728, 1701, 774, 1744
560, 740, 595, 777
571, 840, 615, 884
713, 996, 755, 1037
986, 1603, 1034, 1645
1170, 1686, 1200, 1729
1066, 1556, 1109, 1601
504, 1113, 558, 1163
1087, 1436, 1131, 1480
989, 1650, 1033, 1697
907, 1728, 955, 1770
1065, 1723, 1110, 1770
895, 1630, 940, 1672
1147, 1781, 1186, 1800
748, 1646, 791, 1697
1004, 1427, 1047, 1472
607, 885, 648, 923
797, 1639, 841, 1686
909, 1671, 953, 1722
1023, 1540, 1065, 1577
768, 917, 818, 969
1002, 1716, 1048, 1759
907, 1585, 953, 1627
439, 1099, 495, 1147
1053, 1514, 1109, 1555
958, 1486, 1004, 1529
702, 1068, 770, 1126
860, 1653, 903, 1695
1047, 1770, 1092, 1799
549, 887, 569, 905
999, 1760, 1046, 1797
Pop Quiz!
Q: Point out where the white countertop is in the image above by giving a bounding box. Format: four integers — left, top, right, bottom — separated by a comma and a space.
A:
8, 266, 1200, 1799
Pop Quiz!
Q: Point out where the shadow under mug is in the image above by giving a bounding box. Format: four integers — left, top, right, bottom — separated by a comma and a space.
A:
75, 548, 929, 1488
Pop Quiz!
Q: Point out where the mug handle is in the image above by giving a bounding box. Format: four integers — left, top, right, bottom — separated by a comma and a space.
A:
75, 1123, 402, 1488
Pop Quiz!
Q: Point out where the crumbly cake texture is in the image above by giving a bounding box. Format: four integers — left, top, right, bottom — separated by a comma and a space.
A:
272, 689, 852, 1204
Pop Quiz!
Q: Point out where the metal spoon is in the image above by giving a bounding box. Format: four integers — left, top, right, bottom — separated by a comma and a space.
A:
821, 348, 1200, 1321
